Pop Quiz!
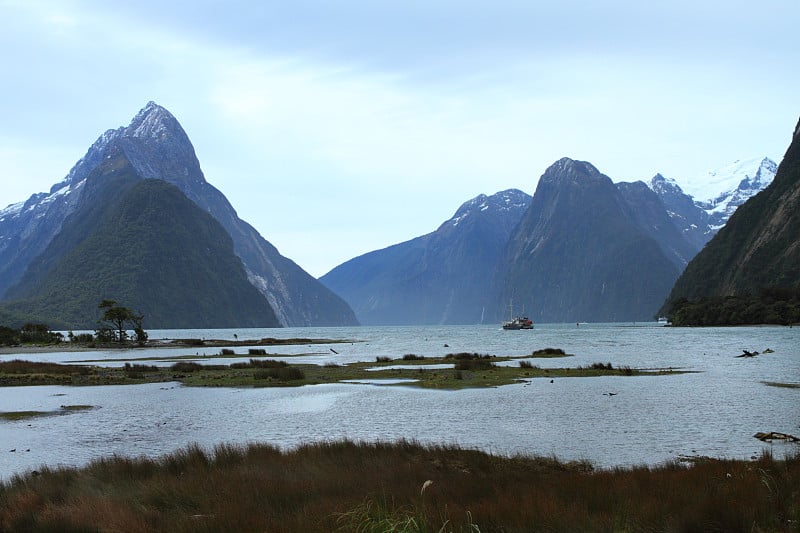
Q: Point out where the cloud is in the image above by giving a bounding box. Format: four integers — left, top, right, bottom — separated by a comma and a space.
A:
1, 0, 798, 276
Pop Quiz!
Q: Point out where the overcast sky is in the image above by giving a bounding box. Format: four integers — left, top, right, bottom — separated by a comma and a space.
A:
1, 1, 798, 277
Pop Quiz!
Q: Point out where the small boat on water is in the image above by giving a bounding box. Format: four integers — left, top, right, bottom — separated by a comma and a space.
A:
502, 316, 533, 330
502, 301, 533, 330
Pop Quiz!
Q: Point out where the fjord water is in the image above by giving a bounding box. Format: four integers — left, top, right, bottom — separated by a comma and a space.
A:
1, 323, 798, 479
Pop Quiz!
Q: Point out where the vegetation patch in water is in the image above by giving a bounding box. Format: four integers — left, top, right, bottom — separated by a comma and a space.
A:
0, 351, 690, 390
1, 405, 94, 421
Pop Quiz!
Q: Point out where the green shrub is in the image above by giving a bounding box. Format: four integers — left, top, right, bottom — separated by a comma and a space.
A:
170, 362, 203, 372
254, 366, 305, 381
454, 358, 495, 371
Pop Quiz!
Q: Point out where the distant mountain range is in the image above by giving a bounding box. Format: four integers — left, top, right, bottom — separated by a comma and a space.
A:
0, 102, 357, 328
1, 101, 784, 328
320, 190, 531, 325
322, 155, 778, 325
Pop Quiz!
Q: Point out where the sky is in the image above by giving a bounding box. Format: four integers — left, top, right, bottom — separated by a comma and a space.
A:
1, 1, 798, 277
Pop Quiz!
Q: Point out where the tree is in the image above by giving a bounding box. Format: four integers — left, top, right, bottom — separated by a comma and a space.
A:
96, 300, 148, 344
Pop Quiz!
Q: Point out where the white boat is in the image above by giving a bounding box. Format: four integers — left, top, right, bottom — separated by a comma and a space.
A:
502, 300, 533, 330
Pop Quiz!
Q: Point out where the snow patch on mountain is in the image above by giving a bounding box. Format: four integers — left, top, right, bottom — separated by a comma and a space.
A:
448, 189, 531, 228
681, 157, 776, 202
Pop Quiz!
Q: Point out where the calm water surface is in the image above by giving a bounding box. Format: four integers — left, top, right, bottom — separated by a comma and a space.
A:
1, 323, 798, 479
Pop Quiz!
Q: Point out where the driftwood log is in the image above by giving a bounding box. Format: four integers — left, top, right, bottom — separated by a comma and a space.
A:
754, 431, 800, 442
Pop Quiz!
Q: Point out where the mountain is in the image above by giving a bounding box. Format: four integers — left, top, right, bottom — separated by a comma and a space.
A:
0, 102, 357, 327
2, 151, 279, 328
661, 119, 800, 318
615, 180, 698, 271
694, 157, 778, 232
320, 189, 531, 325
649, 173, 711, 252
648, 157, 778, 251
497, 158, 682, 323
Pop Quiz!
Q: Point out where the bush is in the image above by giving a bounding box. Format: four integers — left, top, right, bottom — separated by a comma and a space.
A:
170, 362, 203, 372
254, 366, 305, 381
221, 349, 235, 355
445, 352, 491, 360
402, 354, 425, 361
71, 333, 95, 343
454, 358, 495, 371
375, 356, 392, 363
249, 348, 267, 355
0, 326, 18, 346
124, 362, 159, 378
532, 348, 565, 356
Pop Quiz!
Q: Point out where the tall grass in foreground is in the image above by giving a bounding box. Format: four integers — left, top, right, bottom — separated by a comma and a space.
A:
0, 440, 797, 532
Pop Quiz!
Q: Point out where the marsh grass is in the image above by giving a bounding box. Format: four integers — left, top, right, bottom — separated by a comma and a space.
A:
1, 355, 685, 389
0, 360, 90, 375
1, 405, 93, 421
253, 366, 305, 381
1, 441, 796, 532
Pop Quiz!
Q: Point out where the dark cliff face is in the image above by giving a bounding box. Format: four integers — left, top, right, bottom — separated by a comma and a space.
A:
661, 118, 800, 313
320, 189, 531, 325
497, 158, 680, 323
615, 180, 698, 271
0, 102, 358, 326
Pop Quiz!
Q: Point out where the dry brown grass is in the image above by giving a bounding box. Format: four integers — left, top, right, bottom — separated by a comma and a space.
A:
0, 441, 797, 532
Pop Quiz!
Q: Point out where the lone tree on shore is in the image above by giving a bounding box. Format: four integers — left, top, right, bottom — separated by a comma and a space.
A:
96, 300, 147, 344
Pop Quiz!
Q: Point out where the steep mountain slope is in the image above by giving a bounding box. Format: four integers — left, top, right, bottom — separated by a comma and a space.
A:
0, 102, 357, 326
320, 190, 531, 325
615, 180, 698, 270
2, 153, 280, 329
661, 119, 800, 314
498, 158, 681, 323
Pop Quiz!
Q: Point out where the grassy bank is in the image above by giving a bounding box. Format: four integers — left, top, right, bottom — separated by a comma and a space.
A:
1, 440, 797, 532
0, 352, 686, 390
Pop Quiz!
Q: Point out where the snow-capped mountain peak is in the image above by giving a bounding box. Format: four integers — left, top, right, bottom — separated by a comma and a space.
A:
682, 157, 777, 202
647, 156, 778, 251
649, 173, 684, 196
